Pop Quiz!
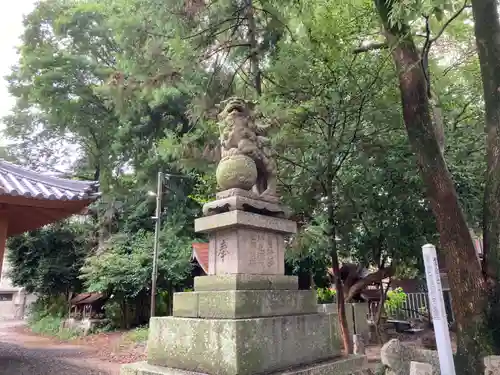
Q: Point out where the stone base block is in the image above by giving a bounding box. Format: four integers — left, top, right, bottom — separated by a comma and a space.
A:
122, 355, 370, 375
173, 289, 317, 318
195, 210, 297, 234
147, 314, 342, 375
194, 274, 298, 291
202, 193, 290, 218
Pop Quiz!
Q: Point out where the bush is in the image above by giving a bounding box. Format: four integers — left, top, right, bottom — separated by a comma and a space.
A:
385, 287, 407, 319
29, 314, 80, 340
30, 315, 63, 336
27, 295, 80, 340
124, 326, 149, 343
386, 287, 407, 310
317, 287, 337, 304
27, 295, 68, 324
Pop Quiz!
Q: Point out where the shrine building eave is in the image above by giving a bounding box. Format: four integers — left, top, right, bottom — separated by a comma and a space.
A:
0, 159, 100, 236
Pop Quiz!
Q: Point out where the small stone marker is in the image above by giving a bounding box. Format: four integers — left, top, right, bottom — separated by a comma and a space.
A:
410, 361, 432, 375
484, 355, 500, 374
353, 334, 365, 355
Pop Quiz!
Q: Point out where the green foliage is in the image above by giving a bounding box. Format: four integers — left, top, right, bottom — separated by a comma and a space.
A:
27, 296, 81, 340
385, 287, 407, 311
81, 218, 192, 299
7, 222, 89, 297
27, 295, 69, 322
123, 326, 149, 343
316, 288, 337, 304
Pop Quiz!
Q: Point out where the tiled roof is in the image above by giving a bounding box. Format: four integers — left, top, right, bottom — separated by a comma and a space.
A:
192, 242, 209, 274
70, 292, 106, 305
0, 159, 99, 201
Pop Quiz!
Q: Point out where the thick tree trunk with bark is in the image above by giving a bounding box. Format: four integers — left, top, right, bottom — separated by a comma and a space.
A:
471, 0, 500, 284
470, 0, 500, 352
375, 1, 488, 372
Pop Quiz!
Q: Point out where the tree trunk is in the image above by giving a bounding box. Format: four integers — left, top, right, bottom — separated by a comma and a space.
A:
167, 281, 174, 316
245, 0, 262, 95
374, 1, 488, 372
471, 0, 500, 284
470, 0, 500, 352
375, 280, 391, 344
331, 248, 353, 354
327, 203, 353, 354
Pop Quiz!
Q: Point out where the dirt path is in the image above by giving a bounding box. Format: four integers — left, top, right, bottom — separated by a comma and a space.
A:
0, 320, 123, 375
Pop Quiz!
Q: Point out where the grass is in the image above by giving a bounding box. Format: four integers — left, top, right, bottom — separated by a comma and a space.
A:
123, 326, 149, 343
29, 315, 81, 340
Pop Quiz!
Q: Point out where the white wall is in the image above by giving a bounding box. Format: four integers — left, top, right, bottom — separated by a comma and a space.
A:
0, 251, 37, 320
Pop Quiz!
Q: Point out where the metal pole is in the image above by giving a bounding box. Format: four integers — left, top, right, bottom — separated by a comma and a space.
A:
150, 171, 163, 318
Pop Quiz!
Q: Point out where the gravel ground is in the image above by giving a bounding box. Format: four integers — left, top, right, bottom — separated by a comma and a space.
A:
0, 321, 120, 375
0, 341, 113, 375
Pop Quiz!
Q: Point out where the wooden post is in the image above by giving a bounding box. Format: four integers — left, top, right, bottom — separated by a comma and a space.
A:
0, 217, 7, 281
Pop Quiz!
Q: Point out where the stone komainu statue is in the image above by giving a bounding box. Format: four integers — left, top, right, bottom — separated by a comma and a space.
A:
217, 97, 277, 198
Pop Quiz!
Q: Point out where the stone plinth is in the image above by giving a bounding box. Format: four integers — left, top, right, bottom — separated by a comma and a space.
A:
193, 274, 298, 291
146, 314, 342, 375
121, 203, 369, 375
122, 355, 371, 375
195, 210, 296, 275
173, 289, 317, 318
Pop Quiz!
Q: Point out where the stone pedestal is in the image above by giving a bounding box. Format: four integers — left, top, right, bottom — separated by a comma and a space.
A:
121, 205, 370, 375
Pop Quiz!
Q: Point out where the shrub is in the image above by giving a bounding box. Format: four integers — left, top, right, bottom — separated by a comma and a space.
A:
386, 287, 407, 310
317, 287, 337, 304
30, 315, 63, 336
27, 295, 68, 324
27, 295, 80, 340
124, 326, 149, 343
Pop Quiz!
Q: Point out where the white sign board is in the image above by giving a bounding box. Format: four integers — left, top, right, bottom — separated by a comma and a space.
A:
422, 244, 456, 375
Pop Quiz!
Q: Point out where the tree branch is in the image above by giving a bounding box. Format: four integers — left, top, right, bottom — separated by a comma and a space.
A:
353, 42, 387, 54
345, 266, 395, 303
430, 1, 469, 44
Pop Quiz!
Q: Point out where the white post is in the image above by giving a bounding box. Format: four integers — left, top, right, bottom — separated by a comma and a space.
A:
422, 244, 456, 375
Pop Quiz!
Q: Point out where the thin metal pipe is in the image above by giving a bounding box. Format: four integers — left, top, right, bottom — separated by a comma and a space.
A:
150, 171, 163, 318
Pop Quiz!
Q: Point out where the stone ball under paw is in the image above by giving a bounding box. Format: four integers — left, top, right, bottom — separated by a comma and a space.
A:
216, 154, 258, 191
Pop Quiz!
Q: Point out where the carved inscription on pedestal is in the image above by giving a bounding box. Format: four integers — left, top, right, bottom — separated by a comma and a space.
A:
249, 235, 258, 266
211, 229, 238, 274
209, 228, 285, 275
266, 235, 275, 269
240, 229, 283, 274
218, 239, 228, 262
257, 233, 266, 269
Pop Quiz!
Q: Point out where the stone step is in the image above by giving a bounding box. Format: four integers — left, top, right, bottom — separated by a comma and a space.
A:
122, 355, 371, 375
173, 289, 316, 319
